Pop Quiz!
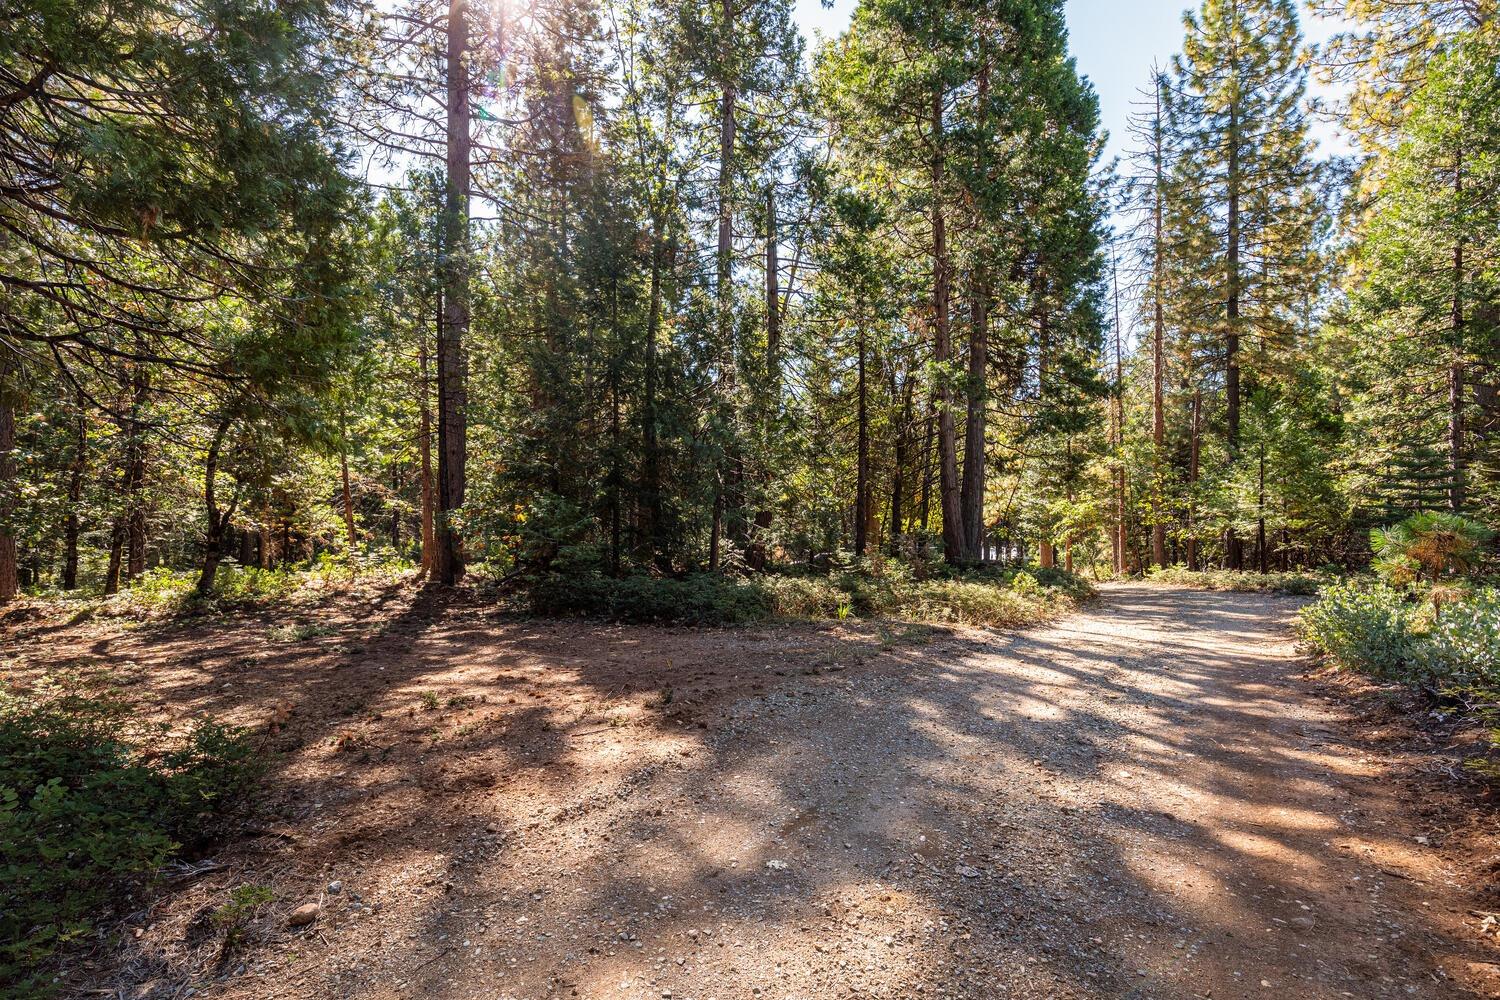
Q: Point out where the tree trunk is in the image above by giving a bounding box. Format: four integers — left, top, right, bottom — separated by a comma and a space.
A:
196, 416, 236, 597
765, 187, 780, 391
0, 361, 17, 604
1224, 103, 1243, 570
418, 330, 436, 576
855, 323, 870, 557
62, 399, 86, 590
642, 213, 667, 570
104, 525, 123, 596
1450, 145, 1466, 512
931, 87, 965, 566
890, 374, 915, 550
961, 276, 988, 563
125, 358, 148, 580
1187, 389, 1202, 571
1111, 257, 1126, 576
1257, 443, 1268, 573
1151, 104, 1168, 570
1037, 296, 1055, 570
436, 0, 471, 586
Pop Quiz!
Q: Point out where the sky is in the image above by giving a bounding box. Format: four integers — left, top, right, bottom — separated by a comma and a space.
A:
791, 0, 1354, 167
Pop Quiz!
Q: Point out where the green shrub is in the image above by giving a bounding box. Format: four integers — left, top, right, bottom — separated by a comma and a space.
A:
1298, 581, 1417, 680
1146, 565, 1327, 595
521, 566, 1091, 630
1408, 587, 1500, 690
0, 677, 260, 994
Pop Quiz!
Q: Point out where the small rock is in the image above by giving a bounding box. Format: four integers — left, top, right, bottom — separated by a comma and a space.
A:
288, 903, 320, 927
327, 881, 343, 894
956, 865, 981, 879
766, 859, 789, 871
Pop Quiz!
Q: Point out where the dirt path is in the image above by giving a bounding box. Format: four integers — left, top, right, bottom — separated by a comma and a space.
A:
30, 583, 1500, 998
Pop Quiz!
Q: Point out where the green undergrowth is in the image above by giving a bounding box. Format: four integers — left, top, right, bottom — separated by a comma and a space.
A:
1144, 565, 1330, 595
1300, 581, 1500, 775
33, 554, 415, 621
0, 672, 261, 996
522, 563, 1093, 629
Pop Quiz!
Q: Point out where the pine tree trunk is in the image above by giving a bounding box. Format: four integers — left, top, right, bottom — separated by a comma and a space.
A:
1224, 104, 1244, 570
104, 524, 123, 597
125, 358, 148, 580
931, 88, 965, 566
890, 374, 914, 550
436, 0, 471, 586
1111, 258, 1125, 576
62, 401, 86, 590
196, 416, 234, 597
1187, 390, 1202, 571
765, 188, 780, 391
642, 214, 667, 570
1450, 146, 1466, 512
961, 278, 988, 563
0, 361, 17, 604
1257, 443, 1268, 573
418, 331, 435, 576
1151, 104, 1168, 570
855, 323, 870, 557
1037, 297, 1055, 570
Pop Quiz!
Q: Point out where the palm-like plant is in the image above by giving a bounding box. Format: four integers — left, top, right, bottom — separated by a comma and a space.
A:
1371, 511, 1495, 584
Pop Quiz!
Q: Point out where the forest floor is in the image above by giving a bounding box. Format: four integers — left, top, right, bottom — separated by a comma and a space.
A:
11, 582, 1500, 999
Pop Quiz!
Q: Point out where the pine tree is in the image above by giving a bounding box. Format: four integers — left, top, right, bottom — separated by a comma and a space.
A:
1166, 0, 1323, 568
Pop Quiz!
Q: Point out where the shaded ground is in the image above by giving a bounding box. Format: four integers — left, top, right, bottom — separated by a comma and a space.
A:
10, 582, 1500, 998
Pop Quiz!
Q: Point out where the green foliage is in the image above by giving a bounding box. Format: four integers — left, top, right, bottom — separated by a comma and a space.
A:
0, 677, 260, 993
209, 883, 276, 951
522, 564, 1091, 629
1298, 581, 1417, 679
1300, 581, 1500, 695
1145, 565, 1328, 596
1370, 510, 1495, 584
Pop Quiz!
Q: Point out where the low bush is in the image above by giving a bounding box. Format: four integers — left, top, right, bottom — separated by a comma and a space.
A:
0, 675, 261, 995
522, 565, 1091, 629
1145, 565, 1328, 596
1299, 581, 1499, 693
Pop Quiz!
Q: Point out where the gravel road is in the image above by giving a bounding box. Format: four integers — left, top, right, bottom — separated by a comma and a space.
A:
52, 583, 1496, 998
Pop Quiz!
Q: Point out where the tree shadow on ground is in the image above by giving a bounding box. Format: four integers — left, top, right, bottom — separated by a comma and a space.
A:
20, 583, 1492, 999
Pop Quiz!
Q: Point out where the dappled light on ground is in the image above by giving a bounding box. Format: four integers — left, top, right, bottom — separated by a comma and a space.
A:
7, 583, 1496, 998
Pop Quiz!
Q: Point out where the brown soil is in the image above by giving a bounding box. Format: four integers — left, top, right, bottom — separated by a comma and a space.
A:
8, 582, 1500, 999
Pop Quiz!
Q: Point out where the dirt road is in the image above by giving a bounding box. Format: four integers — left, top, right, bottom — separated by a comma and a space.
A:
50, 583, 1500, 998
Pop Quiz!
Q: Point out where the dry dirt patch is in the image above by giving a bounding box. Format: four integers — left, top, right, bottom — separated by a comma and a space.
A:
7, 582, 1498, 999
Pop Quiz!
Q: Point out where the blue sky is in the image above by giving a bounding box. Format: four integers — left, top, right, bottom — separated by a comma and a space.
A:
791, 0, 1352, 165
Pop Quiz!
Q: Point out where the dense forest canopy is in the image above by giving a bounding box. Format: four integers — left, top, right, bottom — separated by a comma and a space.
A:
1, 0, 1497, 600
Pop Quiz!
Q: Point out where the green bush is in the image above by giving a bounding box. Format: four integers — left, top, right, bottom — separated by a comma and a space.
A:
521, 566, 1091, 629
1146, 565, 1327, 595
0, 678, 260, 995
1408, 587, 1500, 690
1298, 581, 1417, 680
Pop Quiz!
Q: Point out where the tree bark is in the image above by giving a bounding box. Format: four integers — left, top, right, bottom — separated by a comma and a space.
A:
1187, 389, 1202, 571
1111, 256, 1125, 576
62, 398, 86, 590
890, 373, 915, 550
196, 416, 237, 597
931, 87, 965, 566
855, 322, 870, 557
436, 0, 471, 586
1224, 102, 1244, 570
961, 275, 988, 563
1450, 144, 1466, 512
419, 330, 436, 576
0, 360, 16, 604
